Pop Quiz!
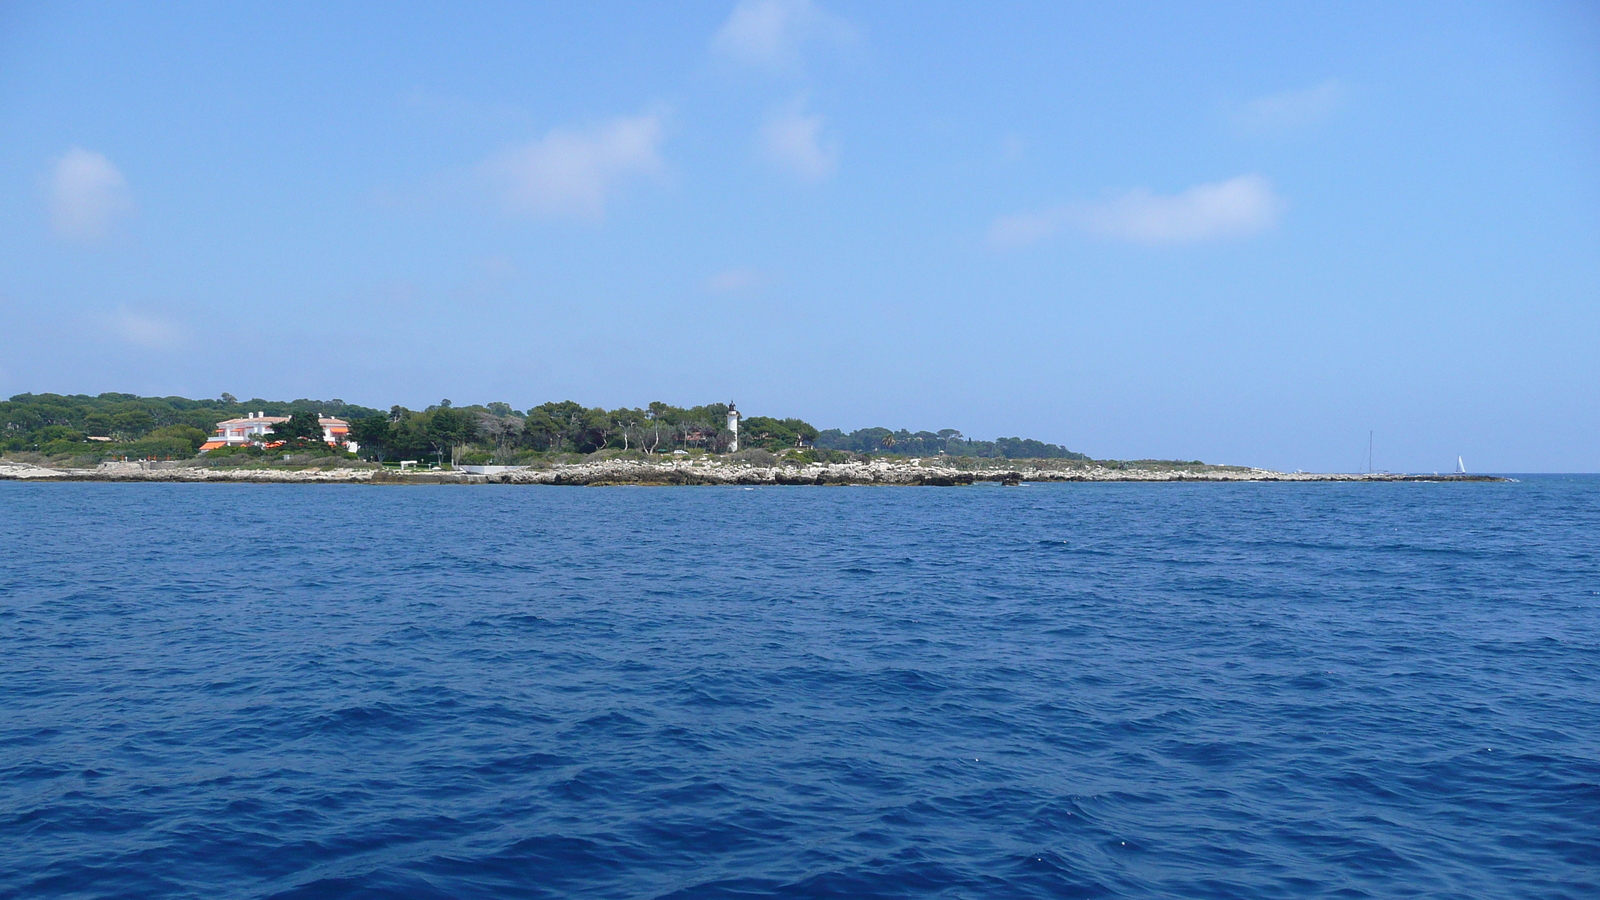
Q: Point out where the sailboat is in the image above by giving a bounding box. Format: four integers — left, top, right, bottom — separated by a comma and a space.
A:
1455, 456, 1467, 475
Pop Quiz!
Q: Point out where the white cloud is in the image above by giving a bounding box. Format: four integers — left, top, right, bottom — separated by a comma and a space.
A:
107, 309, 185, 349
704, 268, 764, 293
991, 175, 1285, 248
761, 97, 836, 180
1080, 175, 1284, 243
480, 112, 666, 220
49, 147, 132, 241
712, 0, 854, 70
1234, 80, 1344, 133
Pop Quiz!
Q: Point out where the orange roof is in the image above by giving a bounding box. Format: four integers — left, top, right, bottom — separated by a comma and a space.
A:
199, 440, 228, 451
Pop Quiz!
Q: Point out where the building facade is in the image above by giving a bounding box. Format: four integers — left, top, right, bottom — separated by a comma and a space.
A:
199, 412, 356, 452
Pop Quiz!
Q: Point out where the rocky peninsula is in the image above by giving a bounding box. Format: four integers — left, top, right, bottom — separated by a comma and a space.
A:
2, 393, 1509, 487
0, 456, 1508, 485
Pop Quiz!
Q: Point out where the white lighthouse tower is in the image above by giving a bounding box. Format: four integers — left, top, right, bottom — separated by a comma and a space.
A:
727, 402, 740, 453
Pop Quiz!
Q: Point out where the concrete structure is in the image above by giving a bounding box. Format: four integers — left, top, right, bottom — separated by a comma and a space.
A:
199, 411, 357, 452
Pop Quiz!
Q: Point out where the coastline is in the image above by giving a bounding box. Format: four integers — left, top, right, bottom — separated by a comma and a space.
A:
0, 458, 1510, 485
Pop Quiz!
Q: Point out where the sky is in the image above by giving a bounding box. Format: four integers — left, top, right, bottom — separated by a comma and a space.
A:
1, 1, 1596, 472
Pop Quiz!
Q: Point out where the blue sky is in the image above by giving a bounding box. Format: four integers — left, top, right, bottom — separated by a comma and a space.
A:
2, 1, 1596, 472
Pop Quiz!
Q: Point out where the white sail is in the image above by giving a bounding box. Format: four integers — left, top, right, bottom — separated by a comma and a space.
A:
1456, 456, 1466, 474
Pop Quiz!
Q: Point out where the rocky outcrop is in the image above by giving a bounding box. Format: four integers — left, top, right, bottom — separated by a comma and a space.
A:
490, 459, 1506, 485
0, 457, 1508, 485
498, 457, 979, 486
0, 461, 68, 479
1, 460, 380, 483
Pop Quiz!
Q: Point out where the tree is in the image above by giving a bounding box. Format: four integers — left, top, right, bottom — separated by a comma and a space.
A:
148, 425, 209, 452
579, 407, 616, 452
111, 410, 155, 440
350, 415, 394, 461
526, 401, 585, 452
271, 411, 323, 443
644, 402, 672, 454
427, 408, 478, 466
473, 410, 522, 462
739, 416, 819, 451
607, 407, 645, 452
388, 413, 432, 460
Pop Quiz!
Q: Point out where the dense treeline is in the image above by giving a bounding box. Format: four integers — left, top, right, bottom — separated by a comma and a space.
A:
0, 392, 380, 459
2, 392, 1091, 464
351, 401, 819, 465
815, 428, 1089, 460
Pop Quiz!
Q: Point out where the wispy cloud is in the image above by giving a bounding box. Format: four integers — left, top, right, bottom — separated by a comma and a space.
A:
1233, 80, 1344, 133
712, 0, 855, 70
704, 268, 765, 294
48, 147, 132, 241
761, 96, 836, 180
1078, 175, 1285, 244
479, 112, 667, 220
106, 309, 186, 349
991, 175, 1285, 248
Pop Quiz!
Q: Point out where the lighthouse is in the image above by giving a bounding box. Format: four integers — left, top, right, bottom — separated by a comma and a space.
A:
727, 402, 740, 453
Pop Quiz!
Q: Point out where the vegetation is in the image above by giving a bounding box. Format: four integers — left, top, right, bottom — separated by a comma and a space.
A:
814, 428, 1089, 460
2, 392, 1095, 466
0, 393, 379, 463
350, 400, 773, 466
270, 411, 325, 443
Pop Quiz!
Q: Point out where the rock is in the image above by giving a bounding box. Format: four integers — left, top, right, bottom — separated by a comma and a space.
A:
0, 457, 1510, 485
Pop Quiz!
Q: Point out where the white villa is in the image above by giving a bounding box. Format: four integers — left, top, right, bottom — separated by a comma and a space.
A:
200, 412, 357, 452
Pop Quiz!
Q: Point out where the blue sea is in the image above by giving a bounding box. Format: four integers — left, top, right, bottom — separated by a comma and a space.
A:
2, 478, 1597, 899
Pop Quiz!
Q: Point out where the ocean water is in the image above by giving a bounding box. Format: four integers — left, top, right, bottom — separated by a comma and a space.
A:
1, 478, 1596, 899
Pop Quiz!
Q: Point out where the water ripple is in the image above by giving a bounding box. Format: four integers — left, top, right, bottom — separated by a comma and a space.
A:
1, 478, 1597, 898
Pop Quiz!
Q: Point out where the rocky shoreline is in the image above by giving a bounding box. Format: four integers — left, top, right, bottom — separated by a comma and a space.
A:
0, 458, 1509, 485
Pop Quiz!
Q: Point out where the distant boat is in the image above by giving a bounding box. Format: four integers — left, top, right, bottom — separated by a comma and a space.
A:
1456, 456, 1467, 475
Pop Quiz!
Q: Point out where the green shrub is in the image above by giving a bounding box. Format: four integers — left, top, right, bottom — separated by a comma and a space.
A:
728, 449, 777, 466
147, 425, 209, 451
203, 444, 266, 459
123, 437, 198, 459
